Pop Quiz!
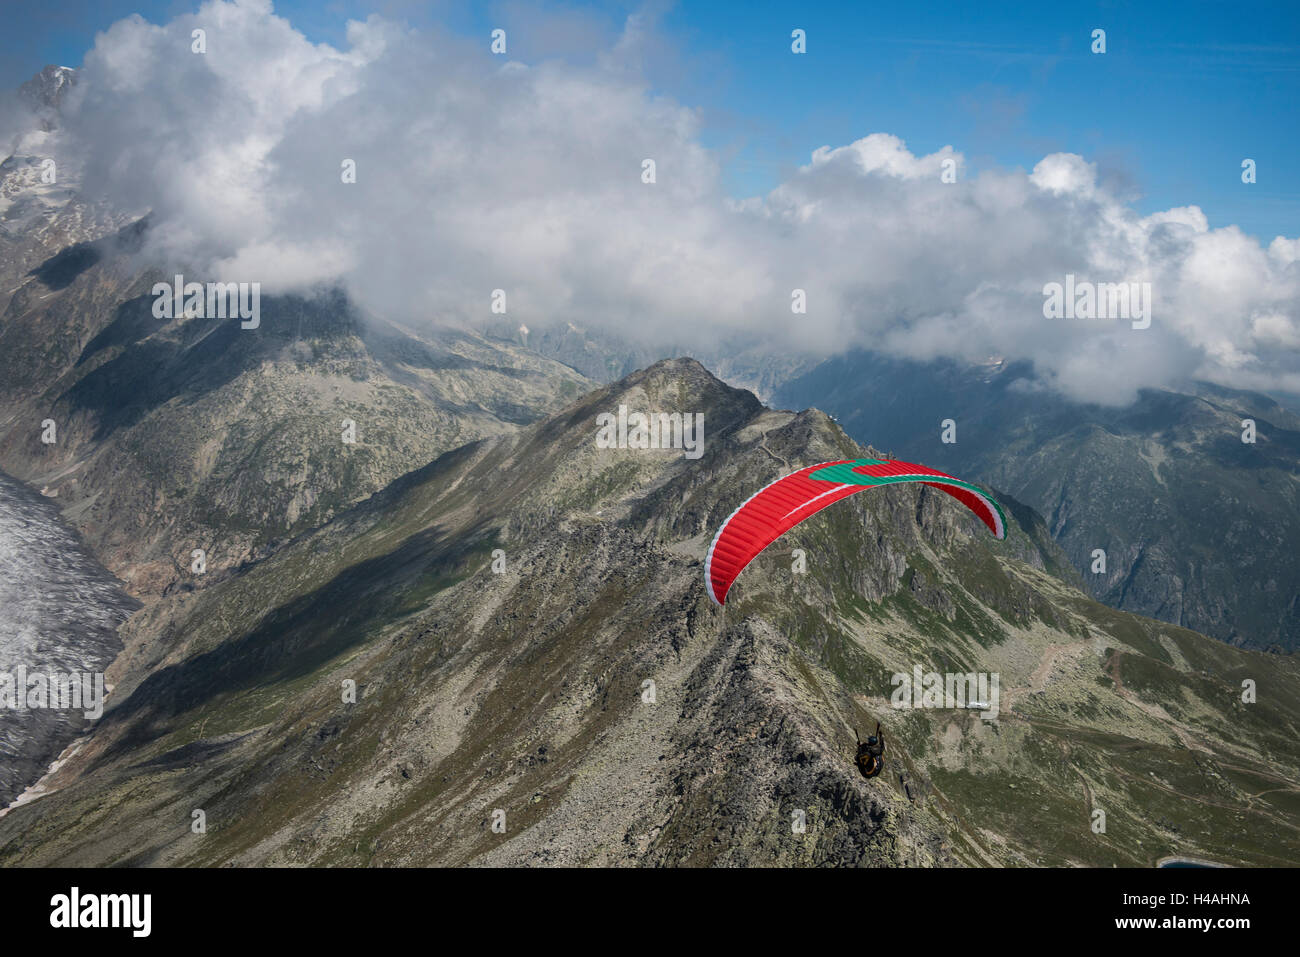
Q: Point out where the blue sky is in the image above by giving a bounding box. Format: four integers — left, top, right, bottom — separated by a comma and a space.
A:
4, 0, 1297, 239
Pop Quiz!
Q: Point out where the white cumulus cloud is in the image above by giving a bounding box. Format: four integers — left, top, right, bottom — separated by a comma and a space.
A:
28, 0, 1300, 406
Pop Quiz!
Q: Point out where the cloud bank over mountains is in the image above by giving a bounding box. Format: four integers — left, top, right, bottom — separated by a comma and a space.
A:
18, 0, 1300, 405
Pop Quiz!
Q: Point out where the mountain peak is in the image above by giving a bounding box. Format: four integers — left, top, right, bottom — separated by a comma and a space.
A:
591, 355, 764, 430
18, 65, 76, 121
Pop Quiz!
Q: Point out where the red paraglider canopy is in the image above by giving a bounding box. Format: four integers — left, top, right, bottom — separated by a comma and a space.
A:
704, 457, 1006, 606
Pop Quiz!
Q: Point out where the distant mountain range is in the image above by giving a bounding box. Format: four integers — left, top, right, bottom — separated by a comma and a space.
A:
775, 351, 1300, 652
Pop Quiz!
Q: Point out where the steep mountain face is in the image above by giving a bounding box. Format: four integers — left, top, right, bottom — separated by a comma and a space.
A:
3, 359, 1296, 867
776, 351, 1300, 652
1, 68, 117, 276
0, 255, 590, 596
0, 67, 591, 599
17, 65, 76, 117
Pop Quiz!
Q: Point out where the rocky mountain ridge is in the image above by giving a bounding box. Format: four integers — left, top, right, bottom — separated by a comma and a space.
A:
3, 359, 1296, 867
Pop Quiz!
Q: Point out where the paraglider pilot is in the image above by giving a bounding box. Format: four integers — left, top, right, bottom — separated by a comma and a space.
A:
855, 723, 885, 779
